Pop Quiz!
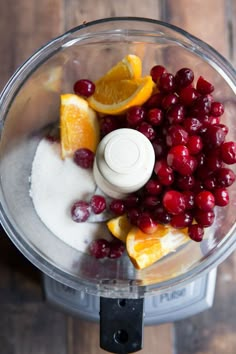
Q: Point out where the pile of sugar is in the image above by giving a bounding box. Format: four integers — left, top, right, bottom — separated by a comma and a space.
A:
30, 139, 111, 253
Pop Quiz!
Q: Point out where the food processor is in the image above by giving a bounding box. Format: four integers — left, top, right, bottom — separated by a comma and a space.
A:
0, 18, 235, 353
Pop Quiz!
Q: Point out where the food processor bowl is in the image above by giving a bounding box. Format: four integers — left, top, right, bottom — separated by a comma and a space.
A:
0, 17, 236, 299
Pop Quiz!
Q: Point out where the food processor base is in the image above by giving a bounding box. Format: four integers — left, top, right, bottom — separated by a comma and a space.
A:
43, 268, 217, 324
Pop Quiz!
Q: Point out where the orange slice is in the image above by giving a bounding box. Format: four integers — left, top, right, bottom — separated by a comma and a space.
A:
107, 214, 132, 243
60, 94, 100, 158
88, 76, 153, 115
100, 54, 142, 81
126, 225, 190, 269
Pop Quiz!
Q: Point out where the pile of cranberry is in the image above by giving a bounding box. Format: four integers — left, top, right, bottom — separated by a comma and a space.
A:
72, 64, 236, 258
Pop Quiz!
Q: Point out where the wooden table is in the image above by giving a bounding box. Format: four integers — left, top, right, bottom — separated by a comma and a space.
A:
0, 1, 235, 353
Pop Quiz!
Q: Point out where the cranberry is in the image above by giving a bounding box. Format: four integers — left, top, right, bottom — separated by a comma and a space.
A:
147, 108, 163, 126
159, 73, 176, 92
166, 104, 185, 124
194, 209, 215, 227
161, 93, 179, 110
177, 156, 197, 176
187, 135, 203, 155
196, 76, 214, 94
73, 79, 95, 97
126, 106, 145, 127
220, 142, 236, 164
71, 201, 90, 222
127, 208, 141, 225
192, 180, 204, 194
177, 175, 195, 191
154, 159, 174, 186
137, 213, 158, 234
210, 102, 224, 117
215, 168, 236, 187
137, 122, 156, 141
166, 125, 189, 147
145, 179, 162, 195
109, 199, 125, 215
152, 136, 167, 159
89, 239, 110, 258
74, 148, 94, 169
195, 152, 206, 167
195, 191, 215, 211
179, 86, 199, 106
183, 191, 195, 210
203, 176, 217, 190
171, 212, 193, 228
183, 117, 202, 135
175, 68, 194, 89
124, 194, 140, 209
203, 125, 226, 148
188, 224, 204, 242
142, 195, 160, 209
108, 240, 125, 259
153, 206, 172, 224
215, 124, 228, 135
150, 65, 167, 83
90, 195, 106, 214
205, 153, 222, 172
145, 93, 163, 109
163, 190, 186, 215
167, 145, 189, 171
100, 116, 120, 136
191, 95, 212, 117
214, 188, 229, 206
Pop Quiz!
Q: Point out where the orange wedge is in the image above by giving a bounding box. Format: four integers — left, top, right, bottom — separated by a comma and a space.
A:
126, 225, 190, 269
60, 94, 100, 158
107, 214, 132, 243
88, 76, 153, 115
100, 54, 142, 81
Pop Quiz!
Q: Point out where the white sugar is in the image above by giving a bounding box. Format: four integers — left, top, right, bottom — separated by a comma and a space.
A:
30, 139, 111, 253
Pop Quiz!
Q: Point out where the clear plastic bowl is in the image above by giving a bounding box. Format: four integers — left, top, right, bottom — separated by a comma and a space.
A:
0, 17, 236, 298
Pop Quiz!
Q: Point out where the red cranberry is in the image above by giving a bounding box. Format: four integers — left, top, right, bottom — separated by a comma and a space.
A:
137, 213, 158, 234
215, 168, 236, 187
100, 116, 120, 136
109, 199, 125, 215
177, 175, 195, 190
150, 65, 167, 83
220, 142, 236, 164
127, 208, 141, 225
171, 212, 193, 228
167, 145, 189, 171
71, 201, 90, 222
142, 195, 160, 210
166, 125, 189, 147
187, 135, 203, 155
126, 106, 145, 127
183, 117, 202, 135
194, 209, 215, 227
89, 239, 110, 258
137, 122, 156, 141
152, 136, 168, 159
90, 195, 106, 214
179, 86, 199, 106
124, 194, 140, 209
154, 159, 174, 186
210, 102, 224, 117
74, 148, 94, 169
147, 108, 163, 126
145, 93, 163, 109
203, 125, 226, 148
195, 191, 215, 211
192, 180, 204, 194
159, 73, 176, 92
196, 76, 214, 94
108, 240, 125, 259
177, 156, 197, 176
214, 188, 229, 206
188, 224, 204, 242
205, 153, 222, 172
166, 104, 185, 124
203, 176, 217, 190
215, 124, 228, 135
163, 190, 186, 215
183, 191, 195, 210
145, 179, 162, 195
191, 95, 212, 117
161, 93, 179, 110
175, 68, 194, 89
153, 207, 172, 224
73, 79, 95, 97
